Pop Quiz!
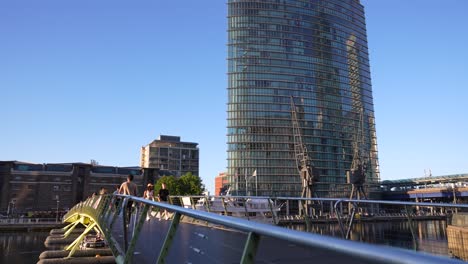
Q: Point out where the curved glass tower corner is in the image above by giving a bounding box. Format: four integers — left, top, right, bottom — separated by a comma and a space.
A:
227, 0, 379, 197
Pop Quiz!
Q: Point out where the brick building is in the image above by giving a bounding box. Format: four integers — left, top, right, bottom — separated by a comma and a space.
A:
0, 161, 160, 214
214, 172, 228, 195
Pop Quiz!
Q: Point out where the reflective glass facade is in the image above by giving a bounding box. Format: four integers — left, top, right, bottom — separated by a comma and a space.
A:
227, 0, 379, 197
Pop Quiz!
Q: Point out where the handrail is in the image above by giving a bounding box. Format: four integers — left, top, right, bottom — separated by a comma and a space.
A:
0, 217, 60, 224
169, 194, 468, 209
129, 195, 460, 263
63, 194, 465, 264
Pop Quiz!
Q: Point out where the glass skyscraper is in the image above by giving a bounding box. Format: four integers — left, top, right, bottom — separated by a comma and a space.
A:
227, 0, 379, 197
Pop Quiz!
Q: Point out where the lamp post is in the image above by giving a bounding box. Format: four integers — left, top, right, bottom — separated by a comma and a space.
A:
55, 195, 60, 223
451, 183, 457, 204
9, 200, 16, 217
7, 202, 10, 217
451, 183, 458, 214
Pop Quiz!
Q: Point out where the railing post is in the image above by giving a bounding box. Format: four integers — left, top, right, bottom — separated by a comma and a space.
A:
97, 195, 110, 222
404, 205, 418, 250
302, 199, 311, 231
267, 198, 277, 225
345, 203, 356, 240
221, 197, 229, 216
102, 195, 115, 222
240, 232, 260, 264
243, 198, 250, 221
122, 197, 129, 253
124, 204, 149, 264
190, 197, 195, 209
157, 212, 181, 264
110, 196, 123, 229
204, 195, 211, 212
334, 200, 346, 238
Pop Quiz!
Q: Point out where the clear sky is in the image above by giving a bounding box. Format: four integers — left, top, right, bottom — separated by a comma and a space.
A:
1, 1, 467, 193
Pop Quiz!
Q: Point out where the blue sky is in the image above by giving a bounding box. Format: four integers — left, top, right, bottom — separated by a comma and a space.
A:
1, 1, 467, 193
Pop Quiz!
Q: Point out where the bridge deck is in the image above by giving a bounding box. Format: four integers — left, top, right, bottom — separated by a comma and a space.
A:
114, 215, 378, 264
60, 194, 467, 264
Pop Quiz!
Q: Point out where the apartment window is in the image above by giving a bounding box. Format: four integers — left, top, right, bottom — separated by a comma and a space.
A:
53, 186, 60, 191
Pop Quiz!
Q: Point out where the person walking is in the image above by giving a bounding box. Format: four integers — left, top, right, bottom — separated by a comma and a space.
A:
143, 183, 155, 220
119, 174, 138, 196
119, 174, 138, 223
158, 183, 170, 220
143, 183, 155, 201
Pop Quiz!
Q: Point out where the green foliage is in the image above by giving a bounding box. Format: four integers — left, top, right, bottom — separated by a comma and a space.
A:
154, 173, 205, 196
154, 175, 179, 195
178, 172, 205, 195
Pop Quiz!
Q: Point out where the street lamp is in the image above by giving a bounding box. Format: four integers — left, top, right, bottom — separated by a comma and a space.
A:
7, 200, 15, 217
55, 195, 60, 223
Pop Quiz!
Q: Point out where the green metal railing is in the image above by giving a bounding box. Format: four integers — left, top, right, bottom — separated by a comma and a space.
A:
61, 194, 466, 264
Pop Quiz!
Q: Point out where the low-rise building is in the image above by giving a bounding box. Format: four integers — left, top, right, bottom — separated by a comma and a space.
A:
0, 161, 161, 214
214, 172, 228, 195
140, 135, 199, 177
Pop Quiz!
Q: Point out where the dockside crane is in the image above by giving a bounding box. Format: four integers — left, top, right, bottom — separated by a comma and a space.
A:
290, 97, 319, 216
348, 107, 369, 200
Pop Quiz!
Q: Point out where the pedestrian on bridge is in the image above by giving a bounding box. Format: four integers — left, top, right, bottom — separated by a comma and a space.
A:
158, 183, 170, 220
144, 183, 155, 201
119, 174, 138, 223
144, 183, 156, 220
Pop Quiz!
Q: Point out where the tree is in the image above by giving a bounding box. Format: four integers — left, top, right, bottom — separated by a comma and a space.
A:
154, 175, 179, 195
178, 172, 205, 195
154, 173, 205, 196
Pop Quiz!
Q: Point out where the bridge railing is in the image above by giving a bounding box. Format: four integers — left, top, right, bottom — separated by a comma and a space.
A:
212, 195, 468, 257
63, 194, 466, 264
0, 217, 58, 225
165, 194, 468, 259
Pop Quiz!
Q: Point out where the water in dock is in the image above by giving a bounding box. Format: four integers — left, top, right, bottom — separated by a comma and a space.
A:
288, 219, 449, 256
0, 220, 451, 263
0, 231, 51, 263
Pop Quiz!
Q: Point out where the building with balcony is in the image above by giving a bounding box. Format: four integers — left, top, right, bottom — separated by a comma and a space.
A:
140, 135, 199, 177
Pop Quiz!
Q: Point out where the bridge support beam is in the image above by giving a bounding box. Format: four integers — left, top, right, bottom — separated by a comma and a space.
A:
62, 221, 77, 232
123, 204, 149, 263
157, 212, 181, 264
65, 222, 97, 258
404, 205, 418, 250
241, 232, 260, 264
63, 221, 81, 238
